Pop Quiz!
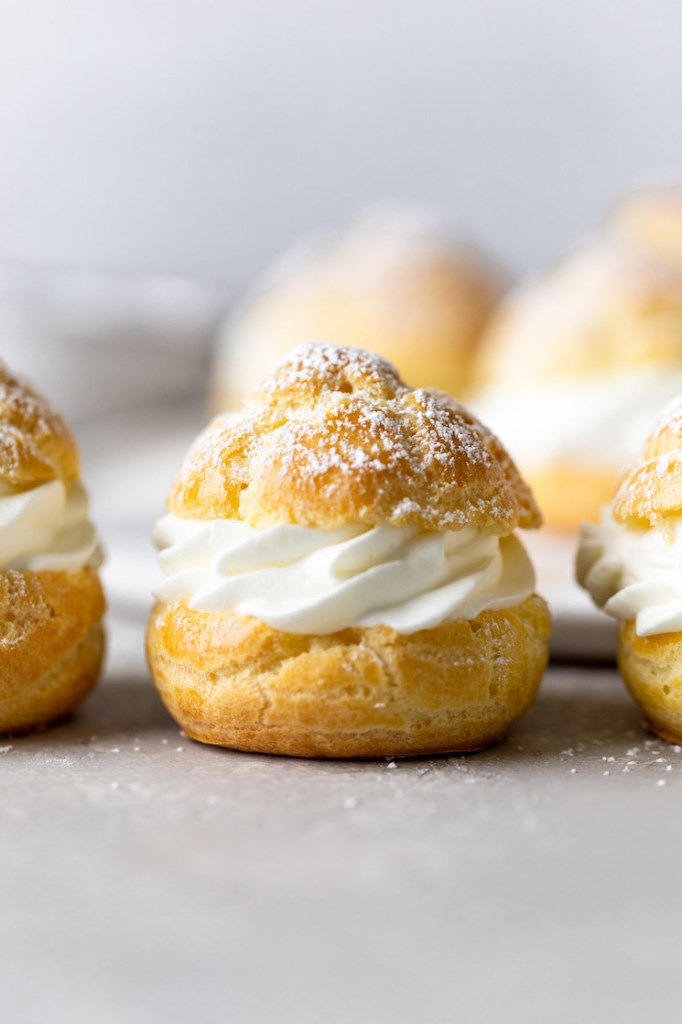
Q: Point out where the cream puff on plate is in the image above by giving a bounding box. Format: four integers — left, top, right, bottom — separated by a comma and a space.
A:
0, 362, 104, 732
149, 343, 550, 758
474, 240, 682, 532
578, 395, 682, 743
211, 207, 506, 412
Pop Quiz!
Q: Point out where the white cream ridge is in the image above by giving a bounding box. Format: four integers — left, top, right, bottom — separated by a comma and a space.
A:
578, 509, 682, 636
0, 478, 102, 572
153, 515, 535, 635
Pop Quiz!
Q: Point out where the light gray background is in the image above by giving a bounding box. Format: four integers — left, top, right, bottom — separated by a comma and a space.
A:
0, 0, 680, 285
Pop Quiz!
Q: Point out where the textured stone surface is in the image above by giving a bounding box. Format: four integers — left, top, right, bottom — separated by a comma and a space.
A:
1, 650, 681, 1023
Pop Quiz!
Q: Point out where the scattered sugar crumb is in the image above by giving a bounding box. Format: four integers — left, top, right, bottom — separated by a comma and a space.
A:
386, 760, 397, 769
0, 744, 13, 754
342, 797, 357, 809
373, 702, 386, 709
657, 779, 667, 787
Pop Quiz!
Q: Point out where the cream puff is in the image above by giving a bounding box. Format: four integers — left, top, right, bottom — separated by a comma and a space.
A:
474, 240, 682, 532
578, 395, 682, 743
0, 362, 105, 733
211, 207, 505, 412
149, 343, 550, 758
608, 186, 682, 264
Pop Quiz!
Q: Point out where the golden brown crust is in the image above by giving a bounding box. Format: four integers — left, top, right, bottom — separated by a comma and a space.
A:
618, 621, 682, 744
147, 594, 551, 758
0, 362, 80, 488
211, 228, 503, 412
0, 569, 106, 733
613, 396, 682, 524
171, 344, 541, 533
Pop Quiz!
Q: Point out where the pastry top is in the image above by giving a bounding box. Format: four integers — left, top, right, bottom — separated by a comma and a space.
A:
476, 241, 682, 388
0, 362, 80, 489
171, 343, 540, 533
609, 187, 682, 263
613, 394, 682, 525
212, 207, 505, 410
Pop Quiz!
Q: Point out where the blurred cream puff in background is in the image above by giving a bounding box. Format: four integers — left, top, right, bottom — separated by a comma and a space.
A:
472, 188, 682, 534
210, 205, 506, 412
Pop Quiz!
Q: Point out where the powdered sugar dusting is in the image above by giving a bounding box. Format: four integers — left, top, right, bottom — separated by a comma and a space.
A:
0, 361, 78, 484
172, 343, 539, 531
614, 393, 682, 524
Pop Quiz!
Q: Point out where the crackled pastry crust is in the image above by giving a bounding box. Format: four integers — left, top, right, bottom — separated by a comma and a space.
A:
0, 569, 105, 733
211, 222, 503, 412
0, 363, 80, 488
147, 595, 550, 758
0, 364, 105, 733
150, 345, 549, 757
613, 395, 682, 524
172, 344, 540, 534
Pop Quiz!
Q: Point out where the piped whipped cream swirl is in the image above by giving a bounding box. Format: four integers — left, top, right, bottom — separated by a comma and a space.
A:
0, 478, 101, 572
153, 515, 535, 635
578, 510, 682, 636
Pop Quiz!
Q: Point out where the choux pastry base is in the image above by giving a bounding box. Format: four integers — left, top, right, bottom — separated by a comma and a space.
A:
618, 621, 682, 744
0, 569, 105, 734
147, 594, 550, 759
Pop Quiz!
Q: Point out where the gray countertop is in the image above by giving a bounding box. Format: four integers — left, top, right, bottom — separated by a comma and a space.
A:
2, 646, 680, 1023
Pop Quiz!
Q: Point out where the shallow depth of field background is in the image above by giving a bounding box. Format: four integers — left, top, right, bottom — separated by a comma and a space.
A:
0, 0, 679, 286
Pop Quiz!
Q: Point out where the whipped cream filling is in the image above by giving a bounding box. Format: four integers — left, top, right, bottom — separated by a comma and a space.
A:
153, 515, 535, 635
577, 510, 682, 636
475, 366, 682, 469
0, 478, 102, 572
